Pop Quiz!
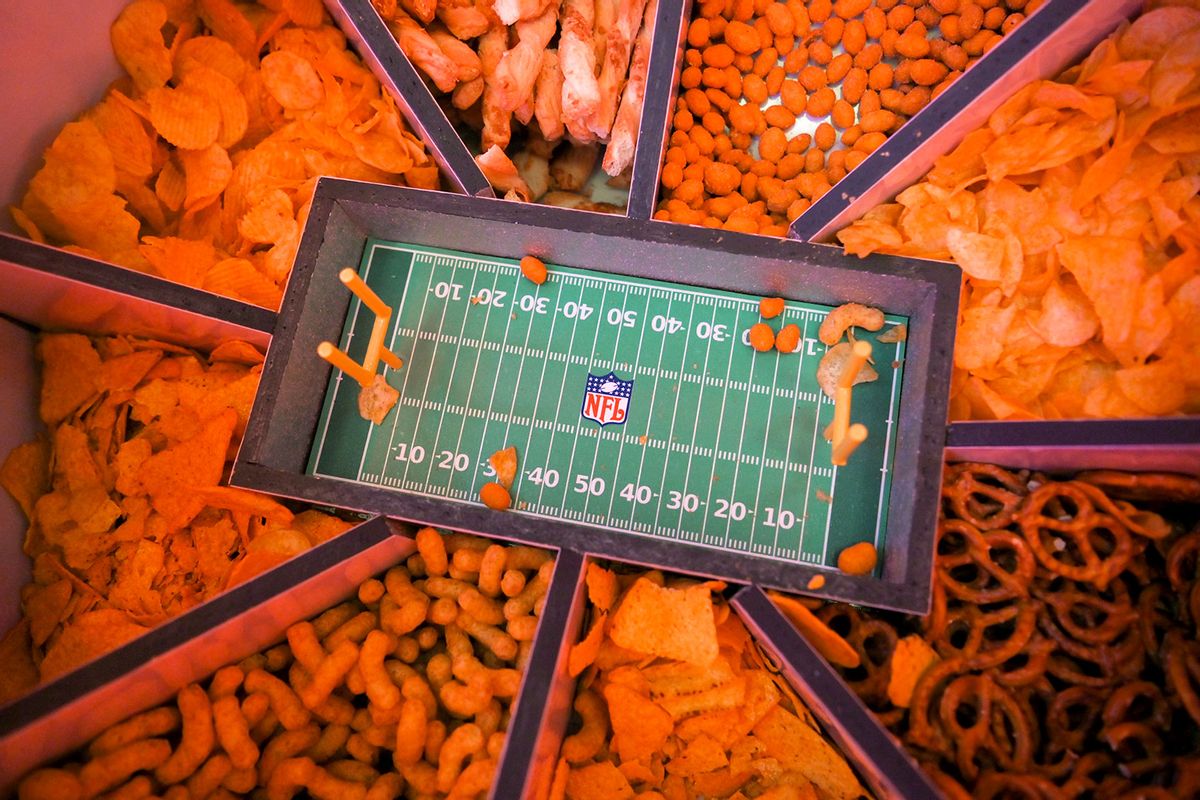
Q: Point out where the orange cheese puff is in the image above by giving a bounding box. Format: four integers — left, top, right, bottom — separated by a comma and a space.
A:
748, 323, 775, 352
519, 255, 548, 285
759, 296, 785, 318
775, 323, 801, 353
480, 482, 512, 510
838, 541, 878, 575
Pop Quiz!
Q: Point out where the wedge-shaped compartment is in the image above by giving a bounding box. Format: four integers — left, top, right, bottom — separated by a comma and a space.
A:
790, 0, 1143, 242
234, 177, 959, 612
525, 556, 938, 798
0, 260, 374, 719
767, 449, 1200, 798
3, 524, 576, 800
635, 0, 1139, 238
0, 516, 405, 791
336, 0, 688, 213
0, 0, 459, 311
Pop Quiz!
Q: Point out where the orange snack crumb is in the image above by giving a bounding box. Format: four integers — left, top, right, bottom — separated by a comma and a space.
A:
837, 541, 878, 575
759, 296, 786, 318
519, 256, 548, 285
479, 482, 512, 511
748, 322, 775, 352
806, 574, 826, 590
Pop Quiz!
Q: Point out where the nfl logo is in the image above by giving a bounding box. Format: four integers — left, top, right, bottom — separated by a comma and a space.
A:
581, 371, 634, 427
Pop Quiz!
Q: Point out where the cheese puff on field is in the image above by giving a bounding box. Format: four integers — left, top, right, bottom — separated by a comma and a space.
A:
838, 2, 1200, 420
10, 0, 437, 310
15, 529, 554, 800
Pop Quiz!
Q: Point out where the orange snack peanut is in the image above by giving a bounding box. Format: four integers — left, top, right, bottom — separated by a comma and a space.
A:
479, 482, 512, 511
519, 256, 548, 285
748, 322, 776, 352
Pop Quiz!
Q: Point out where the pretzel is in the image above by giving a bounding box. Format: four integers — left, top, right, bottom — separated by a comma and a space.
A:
942, 462, 1030, 531
1017, 483, 1135, 588
936, 519, 1035, 603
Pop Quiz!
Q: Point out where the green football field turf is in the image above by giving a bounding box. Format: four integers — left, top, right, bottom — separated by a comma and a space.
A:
309, 240, 907, 569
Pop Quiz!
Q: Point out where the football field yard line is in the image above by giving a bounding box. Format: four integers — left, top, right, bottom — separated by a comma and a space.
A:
606, 289, 652, 522
402, 258, 458, 488
312, 241, 906, 568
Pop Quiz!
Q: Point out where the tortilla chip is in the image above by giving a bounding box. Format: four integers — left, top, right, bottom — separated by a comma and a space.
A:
752, 706, 867, 800
40, 609, 149, 681
38, 334, 102, 425
603, 683, 674, 764
586, 563, 619, 613
1, 439, 51, 518
565, 761, 634, 800
489, 446, 518, 491
665, 734, 729, 777
568, 613, 607, 678
143, 405, 236, 507
24, 579, 73, 648
887, 634, 940, 709
610, 578, 719, 666
0, 620, 39, 704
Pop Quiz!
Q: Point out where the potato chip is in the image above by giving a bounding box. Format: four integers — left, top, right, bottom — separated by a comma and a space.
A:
179, 143, 233, 212
28, 120, 117, 214
1058, 237, 1144, 349
261, 50, 325, 110
146, 83, 221, 150
197, 0, 259, 60
185, 66, 250, 149
226, 526, 314, 587
88, 92, 157, 180
283, 0, 326, 27
173, 35, 248, 85
609, 578, 718, 666
140, 237, 219, 288
110, 0, 173, 94
237, 188, 296, 244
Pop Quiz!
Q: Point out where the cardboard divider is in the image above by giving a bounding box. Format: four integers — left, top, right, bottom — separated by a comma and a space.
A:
327, 0, 494, 198
732, 585, 942, 799
0, 234, 275, 349
946, 419, 1200, 476
0, 517, 410, 792
491, 549, 587, 798
0, 318, 37, 638
625, 0, 690, 220
788, 0, 1143, 242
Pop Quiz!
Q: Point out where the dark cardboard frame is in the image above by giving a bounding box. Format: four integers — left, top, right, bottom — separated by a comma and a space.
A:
233, 178, 960, 613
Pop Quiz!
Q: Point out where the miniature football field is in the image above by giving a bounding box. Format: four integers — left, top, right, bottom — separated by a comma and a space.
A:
308, 240, 907, 569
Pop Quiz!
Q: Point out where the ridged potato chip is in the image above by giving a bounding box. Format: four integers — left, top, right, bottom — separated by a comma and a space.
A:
110, 0, 173, 93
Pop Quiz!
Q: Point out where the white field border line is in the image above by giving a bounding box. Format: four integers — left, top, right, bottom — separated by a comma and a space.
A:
474, 268, 522, 486
605, 289, 652, 522
400, 257, 458, 488
676, 301, 719, 543
380, 253, 433, 482
773, 323, 812, 559
701, 301, 744, 544
355, 245, 391, 482
536, 281, 589, 510
748, 324, 784, 552
520, 278, 565, 496
723, 307, 762, 547
452, 268, 503, 490
874, 338, 904, 554
797, 314, 824, 558
425, 257, 476, 497
628, 293, 681, 531
558, 282, 611, 519
371, 244, 858, 318
315, 243, 380, 475
500, 277, 544, 448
